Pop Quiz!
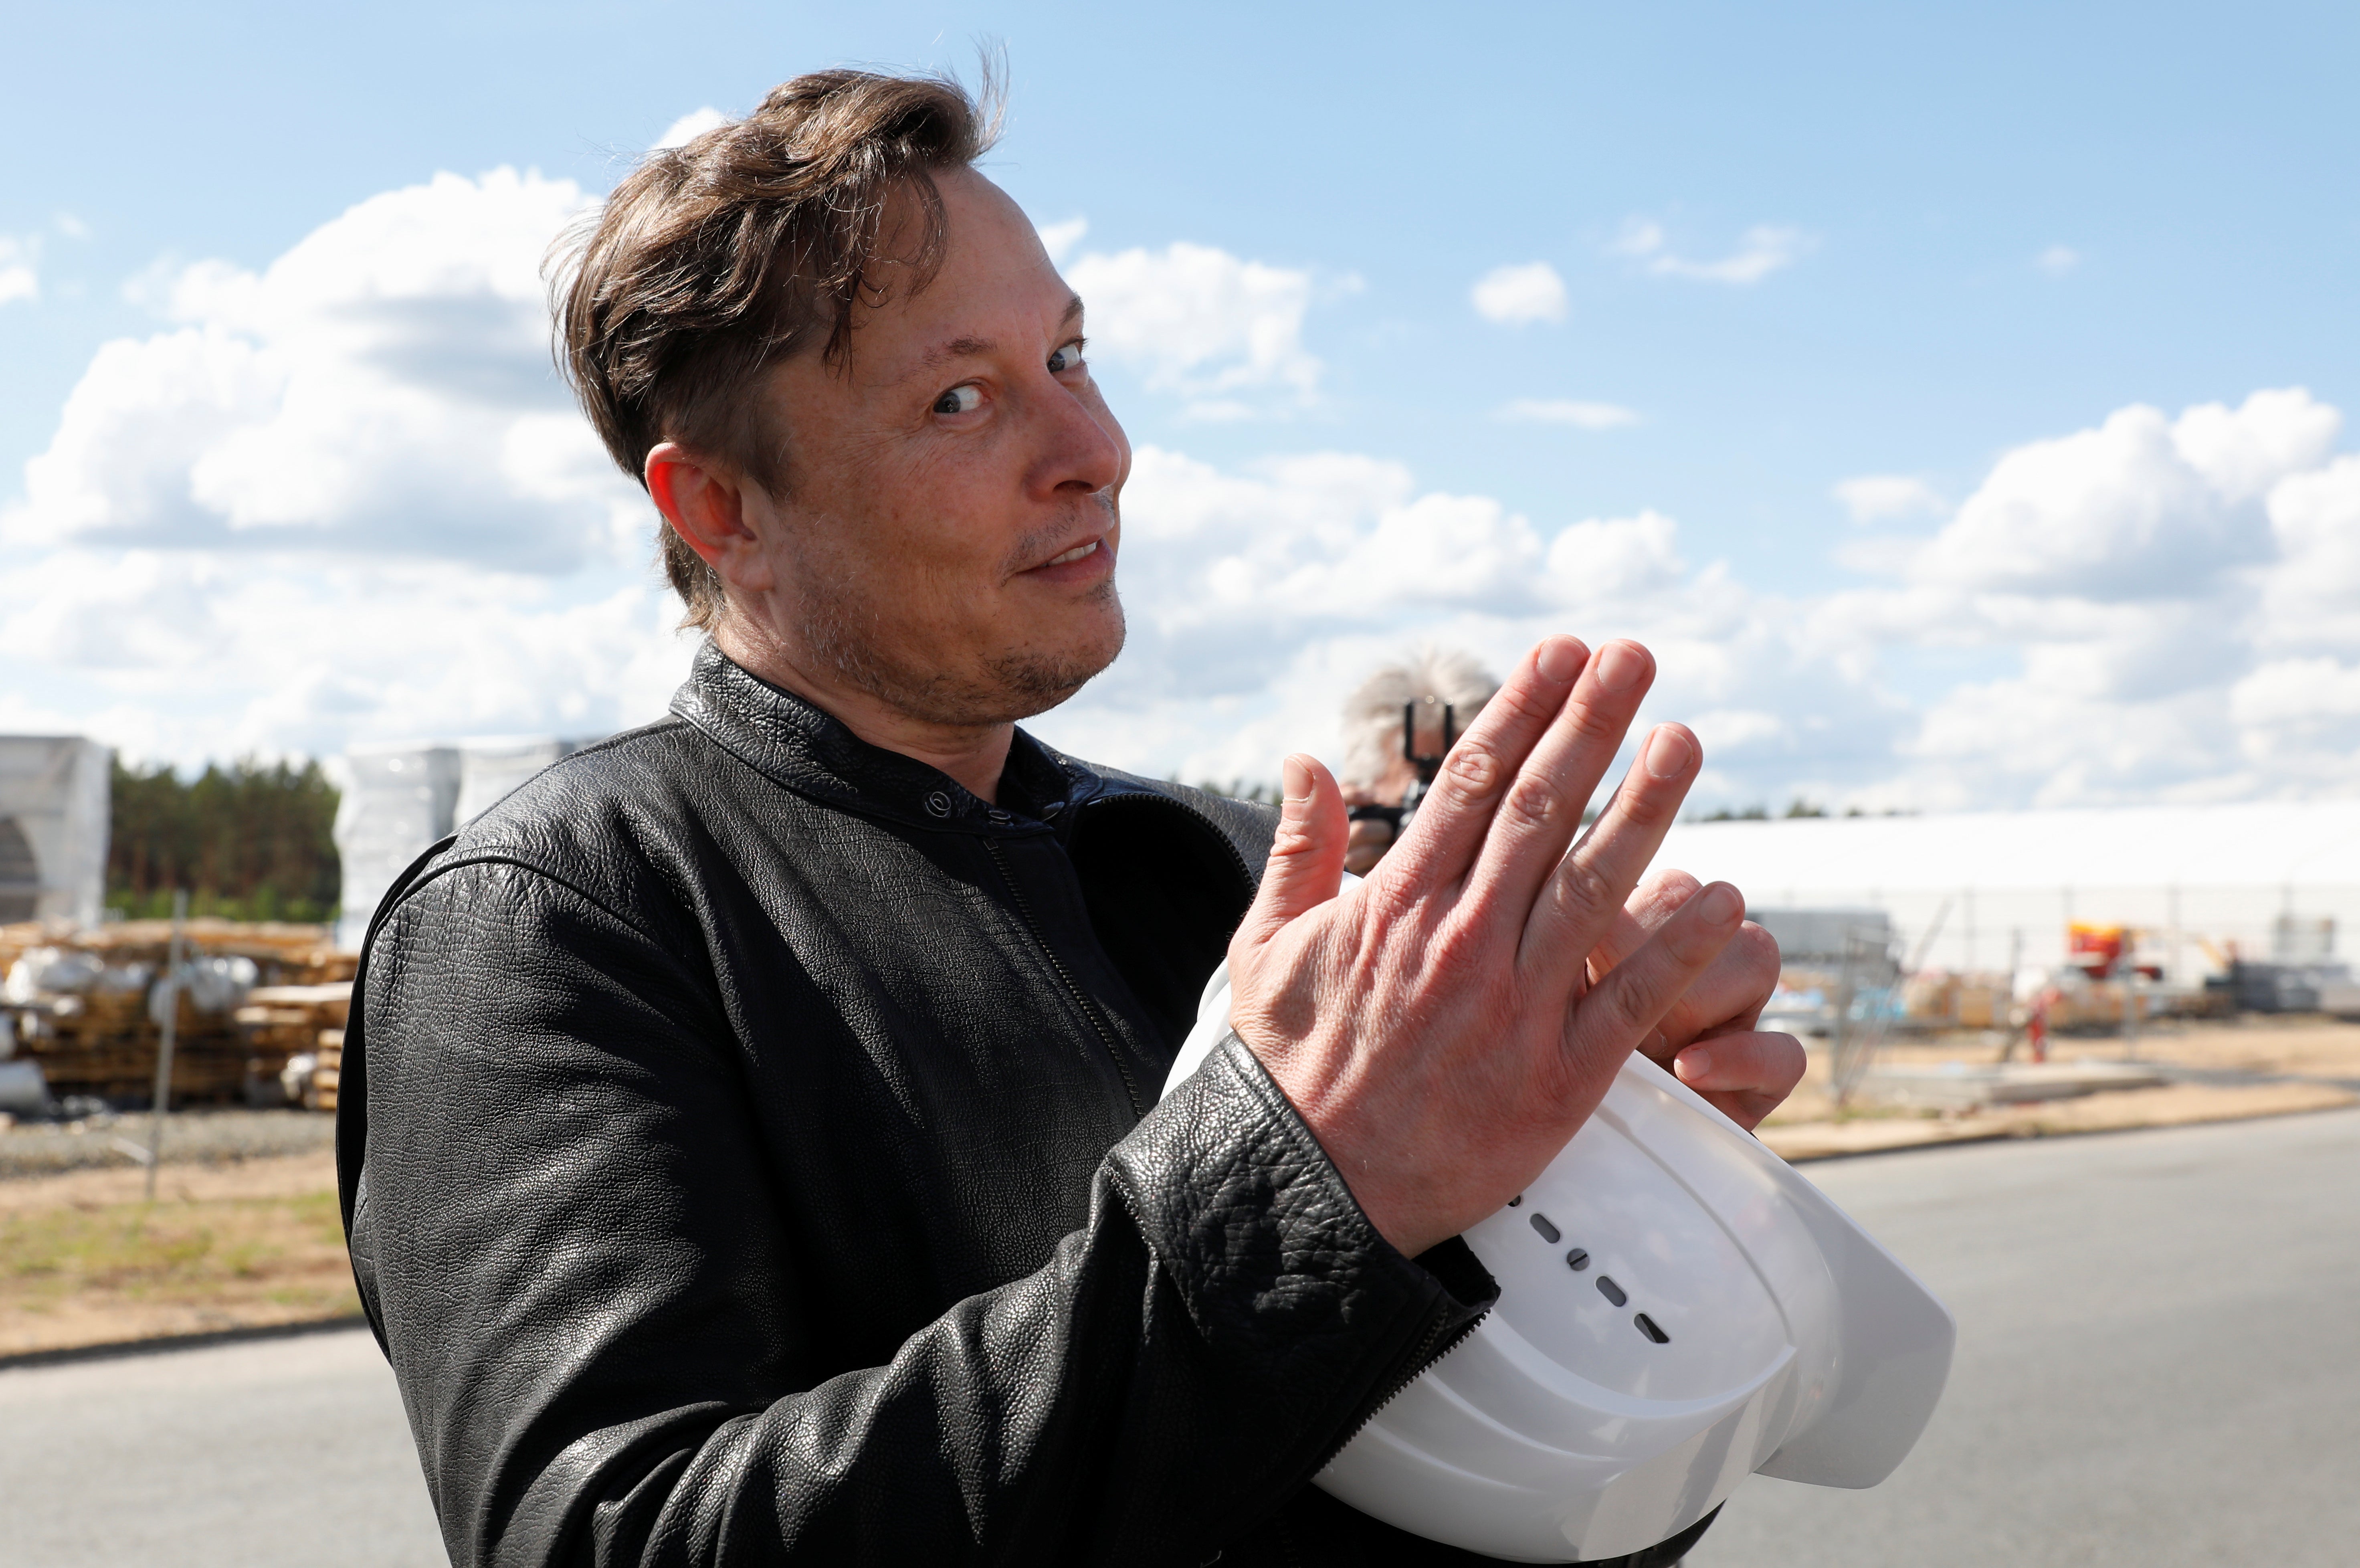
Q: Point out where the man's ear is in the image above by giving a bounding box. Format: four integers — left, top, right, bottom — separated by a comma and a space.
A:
645, 442, 773, 592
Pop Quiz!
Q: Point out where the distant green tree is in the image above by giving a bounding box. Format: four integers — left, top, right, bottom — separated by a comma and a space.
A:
107, 757, 342, 922
1698, 804, 1771, 822
1189, 778, 1280, 806
1784, 798, 1828, 818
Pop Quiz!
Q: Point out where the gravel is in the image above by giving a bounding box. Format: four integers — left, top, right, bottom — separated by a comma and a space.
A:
0, 1109, 336, 1180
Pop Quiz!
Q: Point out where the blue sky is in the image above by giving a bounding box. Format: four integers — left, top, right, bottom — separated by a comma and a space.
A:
5, 1, 2358, 808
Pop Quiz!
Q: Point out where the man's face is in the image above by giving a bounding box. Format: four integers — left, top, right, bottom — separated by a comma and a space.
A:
744, 167, 1129, 727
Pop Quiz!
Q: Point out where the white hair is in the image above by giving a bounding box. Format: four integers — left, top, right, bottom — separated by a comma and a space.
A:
1339, 645, 1502, 787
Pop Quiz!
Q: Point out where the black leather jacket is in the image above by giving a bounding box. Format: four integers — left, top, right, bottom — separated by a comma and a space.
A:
338, 645, 1708, 1568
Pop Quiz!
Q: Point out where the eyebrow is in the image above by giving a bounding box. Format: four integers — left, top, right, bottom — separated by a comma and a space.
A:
911, 295, 1086, 375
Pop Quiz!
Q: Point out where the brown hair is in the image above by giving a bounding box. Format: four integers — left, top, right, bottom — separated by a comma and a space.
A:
554, 69, 1000, 629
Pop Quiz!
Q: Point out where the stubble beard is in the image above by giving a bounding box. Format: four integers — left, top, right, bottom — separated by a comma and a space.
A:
798, 566, 1126, 730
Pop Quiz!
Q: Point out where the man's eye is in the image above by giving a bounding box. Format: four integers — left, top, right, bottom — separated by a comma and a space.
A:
1048, 339, 1087, 374
934, 384, 982, 415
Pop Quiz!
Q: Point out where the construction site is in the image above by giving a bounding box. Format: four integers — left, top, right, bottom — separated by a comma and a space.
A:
3, 731, 2358, 1364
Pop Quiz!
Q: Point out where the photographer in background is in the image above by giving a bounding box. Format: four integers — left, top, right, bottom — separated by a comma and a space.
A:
1339, 647, 1501, 875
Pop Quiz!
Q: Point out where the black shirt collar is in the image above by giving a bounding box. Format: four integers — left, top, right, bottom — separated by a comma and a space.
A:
669, 641, 1099, 834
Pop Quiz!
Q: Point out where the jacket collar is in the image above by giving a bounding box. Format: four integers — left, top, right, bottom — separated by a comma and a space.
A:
669, 641, 1107, 835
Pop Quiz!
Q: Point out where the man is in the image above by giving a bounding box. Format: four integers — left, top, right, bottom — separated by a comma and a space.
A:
338, 69, 1804, 1567
1336, 647, 1502, 875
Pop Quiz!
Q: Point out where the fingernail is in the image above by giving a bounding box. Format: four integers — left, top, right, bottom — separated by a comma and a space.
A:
1643, 725, 1691, 779
1537, 637, 1584, 683
1281, 754, 1313, 813
1595, 642, 1646, 692
1677, 1046, 1713, 1082
1699, 882, 1742, 923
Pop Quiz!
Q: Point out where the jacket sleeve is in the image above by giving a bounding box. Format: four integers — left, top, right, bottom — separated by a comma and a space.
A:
347, 857, 1494, 1568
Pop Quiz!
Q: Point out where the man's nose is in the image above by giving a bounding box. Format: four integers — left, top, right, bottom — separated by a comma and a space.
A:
1026, 380, 1125, 499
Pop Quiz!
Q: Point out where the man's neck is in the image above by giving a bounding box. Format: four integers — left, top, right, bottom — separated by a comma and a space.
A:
714, 622, 1015, 804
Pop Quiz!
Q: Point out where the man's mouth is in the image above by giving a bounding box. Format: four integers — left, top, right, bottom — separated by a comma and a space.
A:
1043, 540, 1101, 567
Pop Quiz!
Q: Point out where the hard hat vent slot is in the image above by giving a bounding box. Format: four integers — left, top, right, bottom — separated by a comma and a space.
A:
1634, 1312, 1671, 1344
1596, 1275, 1628, 1307
1528, 1212, 1562, 1244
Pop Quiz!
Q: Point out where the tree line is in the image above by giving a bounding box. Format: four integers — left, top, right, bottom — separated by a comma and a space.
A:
107, 757, 342, 922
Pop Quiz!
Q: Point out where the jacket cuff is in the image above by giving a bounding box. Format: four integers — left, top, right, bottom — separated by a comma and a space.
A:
1105, 1031, 1497, 1455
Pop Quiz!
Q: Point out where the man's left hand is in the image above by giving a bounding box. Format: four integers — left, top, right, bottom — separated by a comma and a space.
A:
1589, 869, 1804, 1130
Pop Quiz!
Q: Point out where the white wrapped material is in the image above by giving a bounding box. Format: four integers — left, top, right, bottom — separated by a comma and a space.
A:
454, 738, 579, 830
0, 736, 110, 927
333, 737, 596, 949
4, 948, 105, 1002
332, 746, 462, 951
0, 1059, 49, 1114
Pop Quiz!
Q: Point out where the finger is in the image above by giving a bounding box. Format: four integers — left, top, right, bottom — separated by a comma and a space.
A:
1372, 636, 1587, 894
1674, 1030, 1808, 1131
1588, 867, 1705, 977
1461, 639, 1658, 936
1519, 721, 1702, 980
1563, 879, 1746, 1070
1230, 754, 1348, 960
1637, 921, 1779, 1061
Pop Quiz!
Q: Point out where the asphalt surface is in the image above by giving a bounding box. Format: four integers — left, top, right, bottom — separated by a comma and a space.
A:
1691, 1107, 2360, 1568
2, 1108, 2354, 1567
0, 1326, 444, 1568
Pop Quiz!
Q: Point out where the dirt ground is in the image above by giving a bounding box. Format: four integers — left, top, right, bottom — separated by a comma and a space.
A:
0, 1150, 356, 1358
1759, 1014, 2360, 1161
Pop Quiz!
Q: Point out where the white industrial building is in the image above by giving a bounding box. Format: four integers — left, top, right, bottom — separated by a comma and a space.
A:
333, 738, 589, 949
1656, 798, 2360, 981
0, 736, 110, 928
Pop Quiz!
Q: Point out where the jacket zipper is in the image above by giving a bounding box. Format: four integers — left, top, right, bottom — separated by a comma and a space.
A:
982, 836, 1144, 1117
1320, 1305, 1490, 1464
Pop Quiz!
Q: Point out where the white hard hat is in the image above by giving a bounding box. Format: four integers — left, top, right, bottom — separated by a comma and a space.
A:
1165, 966, 1955, 1564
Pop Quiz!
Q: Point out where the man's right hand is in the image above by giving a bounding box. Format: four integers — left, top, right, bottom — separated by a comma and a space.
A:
1226, 635, 1741, 1258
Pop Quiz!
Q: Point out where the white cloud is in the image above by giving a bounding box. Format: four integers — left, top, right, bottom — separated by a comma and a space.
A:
1834, 474, 1945, 524
2259, 453, 2360, 649
1500, 399, 1639, 430
1045, 386, 2360, 811
0, 167, 692, 766
1612, 218, 1813, 285
1471, 261, 1568, 325
1908, 388, 2336, 600
5, 160, 2354, 816
4, 167, 642, 573
2037, 244, 2081, 275
1037, 217, 1088, 265
653, 107, 729, 150
1063, 241, 1324, 413
0, 235, 38, 305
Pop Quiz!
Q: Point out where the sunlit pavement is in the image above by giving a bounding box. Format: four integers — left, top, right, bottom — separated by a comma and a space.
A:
6, 1109, 2356, 1568
1692, 1107, 2360, 1568
0, 1325, 442, 1568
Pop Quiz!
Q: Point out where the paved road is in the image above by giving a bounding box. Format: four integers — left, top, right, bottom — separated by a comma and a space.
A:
0, 1326, 443, 1567
1692, 1107, 2360, 1568
5, 1109, 2356, 1567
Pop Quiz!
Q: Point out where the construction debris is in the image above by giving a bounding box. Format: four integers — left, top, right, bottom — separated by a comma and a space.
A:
0, 919, 352, 1107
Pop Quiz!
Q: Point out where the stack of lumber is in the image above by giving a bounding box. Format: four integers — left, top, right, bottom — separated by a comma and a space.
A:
15, 985, 246, 1103
314, 1028, 345, 1112
0, 920, 350, 1106
235, 984, 352, 1109
0, 919, 352, 986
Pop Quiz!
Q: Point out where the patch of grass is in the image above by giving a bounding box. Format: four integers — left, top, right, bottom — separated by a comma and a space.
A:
0, 1187, 356, 1326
